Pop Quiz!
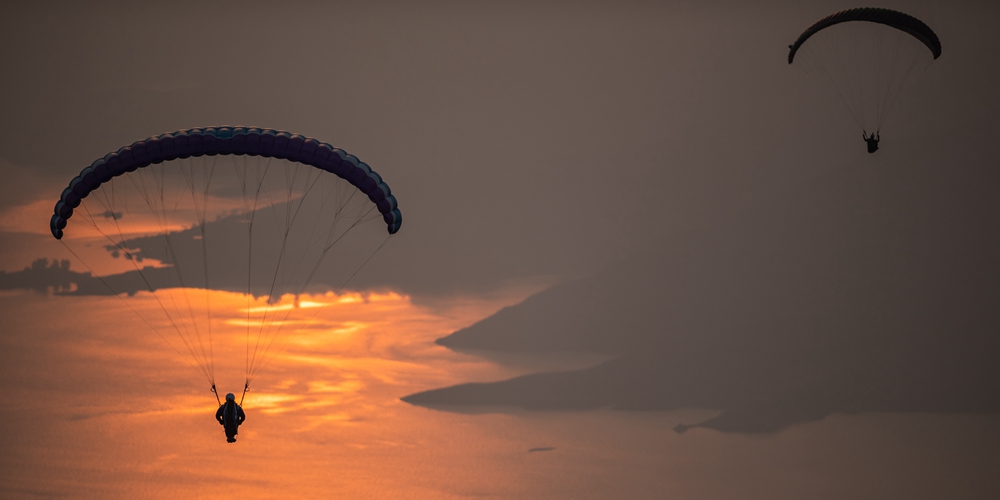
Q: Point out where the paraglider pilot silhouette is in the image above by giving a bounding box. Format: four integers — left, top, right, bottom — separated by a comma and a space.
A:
216, 392, 246, 443
863, 131, 880, 153
48, 127, 403, 446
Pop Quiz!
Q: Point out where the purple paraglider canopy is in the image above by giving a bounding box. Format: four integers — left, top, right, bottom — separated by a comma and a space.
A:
50, 126, 401, 239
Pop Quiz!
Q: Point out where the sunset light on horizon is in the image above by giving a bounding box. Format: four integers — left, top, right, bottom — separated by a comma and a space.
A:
3, 2, 999, 498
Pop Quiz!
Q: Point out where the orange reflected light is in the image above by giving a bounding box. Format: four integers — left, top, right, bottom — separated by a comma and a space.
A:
6, 274, 566, 498
100, 285, 513, 419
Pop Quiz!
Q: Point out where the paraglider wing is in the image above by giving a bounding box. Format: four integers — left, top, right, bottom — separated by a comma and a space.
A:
50, 127, 402, 240
47, 126, 402, 396
787, 8, 941, 136
788, 7, 941, 64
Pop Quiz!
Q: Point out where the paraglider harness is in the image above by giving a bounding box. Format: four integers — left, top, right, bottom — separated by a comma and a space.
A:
212, 383, 248, 443
864, 131, 880, 153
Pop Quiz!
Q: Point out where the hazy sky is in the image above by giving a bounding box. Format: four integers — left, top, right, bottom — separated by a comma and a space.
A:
2, 1, 998, 290
2, 1, 999, 498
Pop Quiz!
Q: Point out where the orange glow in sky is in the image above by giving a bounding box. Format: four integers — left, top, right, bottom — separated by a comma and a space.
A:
3, 285, 995, 499
3, 282, 607, 498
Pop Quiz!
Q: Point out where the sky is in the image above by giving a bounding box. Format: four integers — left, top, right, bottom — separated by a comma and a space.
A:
2, 1, 999, 498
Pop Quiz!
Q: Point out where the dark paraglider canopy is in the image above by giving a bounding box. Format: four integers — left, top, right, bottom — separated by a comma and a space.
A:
48, 126, 402, 398
788, 7, 942, 64
787, 8, 942, 137
51, 127, 402, 240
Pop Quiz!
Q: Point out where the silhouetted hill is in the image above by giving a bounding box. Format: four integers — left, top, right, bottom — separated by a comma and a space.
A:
411, 146, 1000, 433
